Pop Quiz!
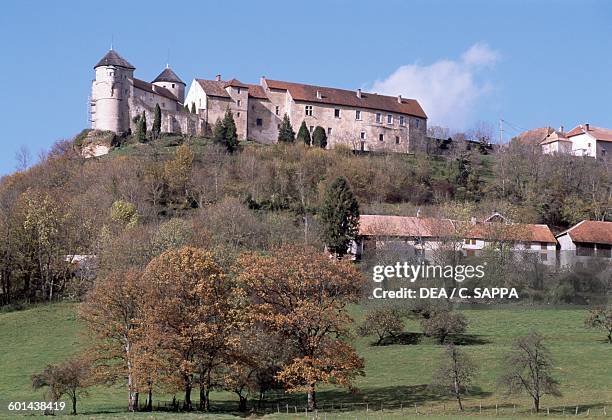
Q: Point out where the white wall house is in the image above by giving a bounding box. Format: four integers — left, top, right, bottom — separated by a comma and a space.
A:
353, 214, 557, 265
561, 124, 612, 158
556, 220, 612, 267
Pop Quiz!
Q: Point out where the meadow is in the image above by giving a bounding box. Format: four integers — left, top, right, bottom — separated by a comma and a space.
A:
0, 303, 610, 418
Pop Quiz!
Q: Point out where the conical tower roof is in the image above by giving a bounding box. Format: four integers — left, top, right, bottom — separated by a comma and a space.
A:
153, 67, 185, 85
94, 49, 135, 69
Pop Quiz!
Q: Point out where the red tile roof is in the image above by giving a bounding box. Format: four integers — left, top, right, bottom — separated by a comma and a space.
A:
246, 84, 268, 99
224, 78, 249, 88
566, 125, 612, 142
540, 130, 570, 145
359, 215, 556, 243
264, 79, 427, 119
557, 220, 612, 245
133, 78, 178, 102
513, 127, 554, 145
196, 79, 230, 98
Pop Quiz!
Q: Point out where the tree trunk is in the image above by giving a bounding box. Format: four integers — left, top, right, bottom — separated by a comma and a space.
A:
307, 383, 316, 410
184, 383, 192, 411
238, 394, 247, 412
534, 396, 540, 413
146, 387, 153, 411
454, 378, 463, 411
128, 389, 139, 412
71, 395, 77, 415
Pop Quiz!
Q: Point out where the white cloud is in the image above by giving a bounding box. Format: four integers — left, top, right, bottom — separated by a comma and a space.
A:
369, 43, 500, 129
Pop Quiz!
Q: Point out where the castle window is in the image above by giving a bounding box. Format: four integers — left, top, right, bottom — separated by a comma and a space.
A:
328, 127, 332, 135
387, 114, 393, 124
376, 113, 382, 123
395, 136, 400, 144
237, 99, 241, 107
415, 119, 420, 128
237, 87, 241, 94
237, 112, 240, 118
172, 83, 175, 88
400, 115, 405, 126
162, 102, 166, 108
256, 118, 263, 126
305, 105, 313, 116
334, 109, 340, 118
356, 110, 362, 120
360, 131, 366, 140
379, 134, 384, 142
275, 106, 280, 115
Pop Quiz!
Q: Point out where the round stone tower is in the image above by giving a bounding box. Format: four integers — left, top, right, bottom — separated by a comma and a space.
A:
152, 65, 186, 105
91, 49, 135, 134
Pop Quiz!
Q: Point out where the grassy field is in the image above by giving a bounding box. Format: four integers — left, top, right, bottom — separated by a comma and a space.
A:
0, 303, 609, 418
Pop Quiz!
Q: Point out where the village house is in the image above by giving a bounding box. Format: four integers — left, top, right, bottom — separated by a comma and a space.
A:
515, 124, 612, 159
353, 214, 557, 265
184, 76, 428, 153
556, 220, 612, 267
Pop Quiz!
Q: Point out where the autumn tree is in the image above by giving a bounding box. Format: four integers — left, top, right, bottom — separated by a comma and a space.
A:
499, 331, 561, 413
278, 114, 295, 143
320, 177, 360, 257
163, 144, 194, 204
357, 305, 405, 345
297, 121, 311, 146
585, 306, 612, 344
431, 344, 477, 411
421, 310, 467, 344
141, 246, 245, 411
80, 269, 145, 412
236, 245, 366, 410
312, 126, 327, 148
32, 358, 90, 415
152, 104, 162, 139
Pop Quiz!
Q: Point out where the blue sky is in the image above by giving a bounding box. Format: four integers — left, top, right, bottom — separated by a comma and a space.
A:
1, 0, 611, 174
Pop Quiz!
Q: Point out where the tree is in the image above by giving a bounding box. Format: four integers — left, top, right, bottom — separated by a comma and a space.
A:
32, 358, 90, 415
585, 306, 612, 344
183, 104, 189, 112
213, 109, 239, 153
136, 112, 147, 143
140, 246, 244, 411
163, 144, 194, 204
236, 245, 366, 410
499, 331, 561, 413
79, 269, 145, 412
431, 344, 477, 411
312, 126, 327, 148
297, 121, 311, 146
319, 177, 360, 257
152, 104, 162, 139
190, 102, 196, 114
278, 114, 295, 143
357, 306, 405, 345
421, 310, 467, 344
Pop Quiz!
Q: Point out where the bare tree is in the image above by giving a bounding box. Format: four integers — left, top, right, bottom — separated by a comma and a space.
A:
431, 343, 477, 411
15, 145, 31, 171
499, 331, 561, 412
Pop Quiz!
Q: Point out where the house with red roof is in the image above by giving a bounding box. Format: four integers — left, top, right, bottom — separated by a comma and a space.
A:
563, 124, 612, 158
556, 220, 612, 266
183, 75, 428, 153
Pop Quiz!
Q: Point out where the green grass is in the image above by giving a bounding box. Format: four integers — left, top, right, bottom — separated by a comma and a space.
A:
0, 304, 609, 418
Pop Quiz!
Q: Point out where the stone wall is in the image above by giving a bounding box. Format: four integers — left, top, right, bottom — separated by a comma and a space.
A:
129, 97, 204, 135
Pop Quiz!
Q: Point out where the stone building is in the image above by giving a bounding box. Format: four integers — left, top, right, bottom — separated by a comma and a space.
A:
90, 49, 202, 136
90, 49, 428, 153
184, 76, 428, 153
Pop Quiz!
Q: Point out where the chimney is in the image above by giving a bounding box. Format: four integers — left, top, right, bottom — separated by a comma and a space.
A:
356, 88, 362, 98
260, 75, 266, 86
585, 123, 590, 131
559, 125, 564, 133
397, 94, 402, 103
215, 74, 221, 82
316, 90, 322, 99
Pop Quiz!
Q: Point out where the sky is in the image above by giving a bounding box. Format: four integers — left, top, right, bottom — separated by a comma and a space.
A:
1, 0, 611, 174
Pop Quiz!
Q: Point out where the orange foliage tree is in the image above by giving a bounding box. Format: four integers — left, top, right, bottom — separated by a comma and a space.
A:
140, 246, 245, 411
235, 245, 366, 410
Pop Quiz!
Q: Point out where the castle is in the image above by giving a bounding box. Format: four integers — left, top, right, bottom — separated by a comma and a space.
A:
90, 49, 428, 153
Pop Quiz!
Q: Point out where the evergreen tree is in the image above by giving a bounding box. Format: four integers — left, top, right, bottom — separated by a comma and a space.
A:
183, 104, 189, 112
222, 108, 239, 153
297, 121, 311, 146
190, 102, 196, 114
136, 112, 147, 143
152, 104, 162, 139
320, 177, 360, 257
212, 118, 226, 145
312, 126, 327, 149
277, 114, 295, 143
